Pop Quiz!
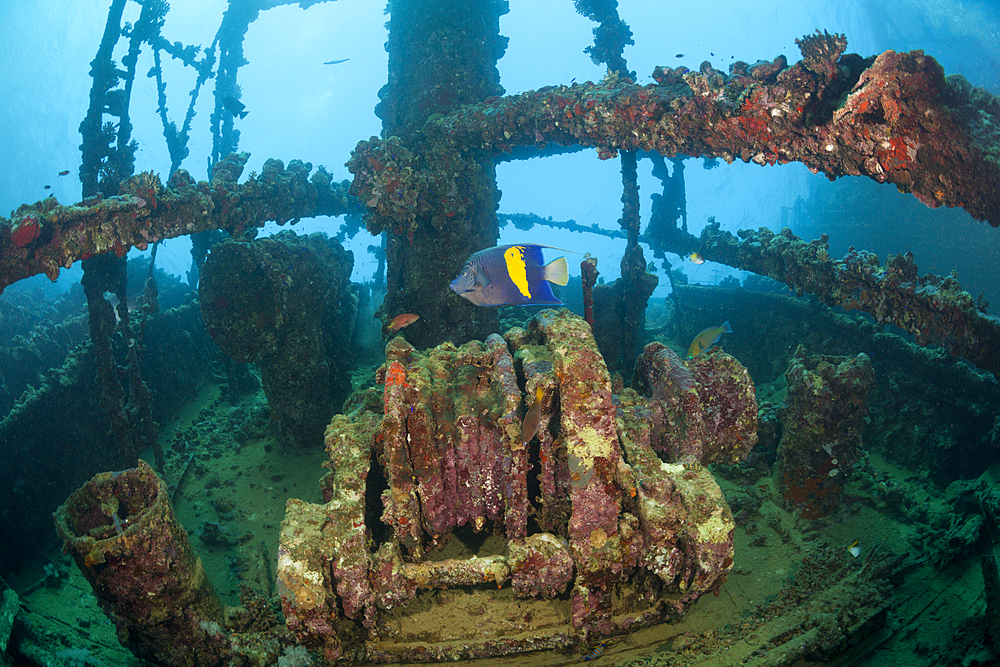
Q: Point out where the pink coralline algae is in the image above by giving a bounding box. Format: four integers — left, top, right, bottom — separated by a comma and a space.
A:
276, 310, 756, 663
54, 461, 230, 667
10, 213, 41, 248
632, 342, 758, 465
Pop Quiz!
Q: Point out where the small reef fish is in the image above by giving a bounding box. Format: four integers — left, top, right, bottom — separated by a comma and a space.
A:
688, 252, 705, 264
383, 312, 419, 334
520, 385, 544, 446
323, 58, 350, 65
848, 539, 861, 558
43, 185, 51, 189
675, 53, 684, 58
582, 642, 606, 661
58, 170, 70, 176
222, 96, 248, 119
687, 321, 733, 358
450, 244, 569, 307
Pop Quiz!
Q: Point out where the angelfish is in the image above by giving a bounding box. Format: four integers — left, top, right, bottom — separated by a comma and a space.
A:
222, 96, 248, 119
450, 244, 569, 307
687, 321, 733, 358
520, 385, 544, 446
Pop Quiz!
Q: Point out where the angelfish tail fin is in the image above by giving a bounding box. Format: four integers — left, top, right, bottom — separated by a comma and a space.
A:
543, 256, 569, 286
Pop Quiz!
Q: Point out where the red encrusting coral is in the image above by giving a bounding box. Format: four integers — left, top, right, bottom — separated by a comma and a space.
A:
10, 214, 40, 248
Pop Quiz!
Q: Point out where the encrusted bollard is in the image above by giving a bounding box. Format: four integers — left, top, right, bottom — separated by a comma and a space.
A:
276, 310, 757, 663
199, 231, 354, 448
775, 345, 874, 518
53, 460, 229, 667
632, 341, 759, 465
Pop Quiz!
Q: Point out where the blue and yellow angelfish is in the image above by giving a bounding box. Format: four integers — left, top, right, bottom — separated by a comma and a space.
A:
449, 244, 569, 307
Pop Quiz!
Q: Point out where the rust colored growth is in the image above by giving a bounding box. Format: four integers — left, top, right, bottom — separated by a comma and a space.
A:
280, 310, 745, 661
779, 466, 844, 520
10, 213, 41, 248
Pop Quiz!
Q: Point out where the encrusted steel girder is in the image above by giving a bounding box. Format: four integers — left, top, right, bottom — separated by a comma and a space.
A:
0, 152, 359, 293
697, 221, 1000, 379
350, 31, 1000, 229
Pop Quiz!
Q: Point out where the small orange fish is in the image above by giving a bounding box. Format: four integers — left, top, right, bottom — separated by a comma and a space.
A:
58, 170, 70, 176
520, 385, 544, 446
383, 313, 419, 334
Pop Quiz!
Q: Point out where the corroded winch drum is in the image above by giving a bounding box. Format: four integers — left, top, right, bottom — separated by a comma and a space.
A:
277, 310, 757, 663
